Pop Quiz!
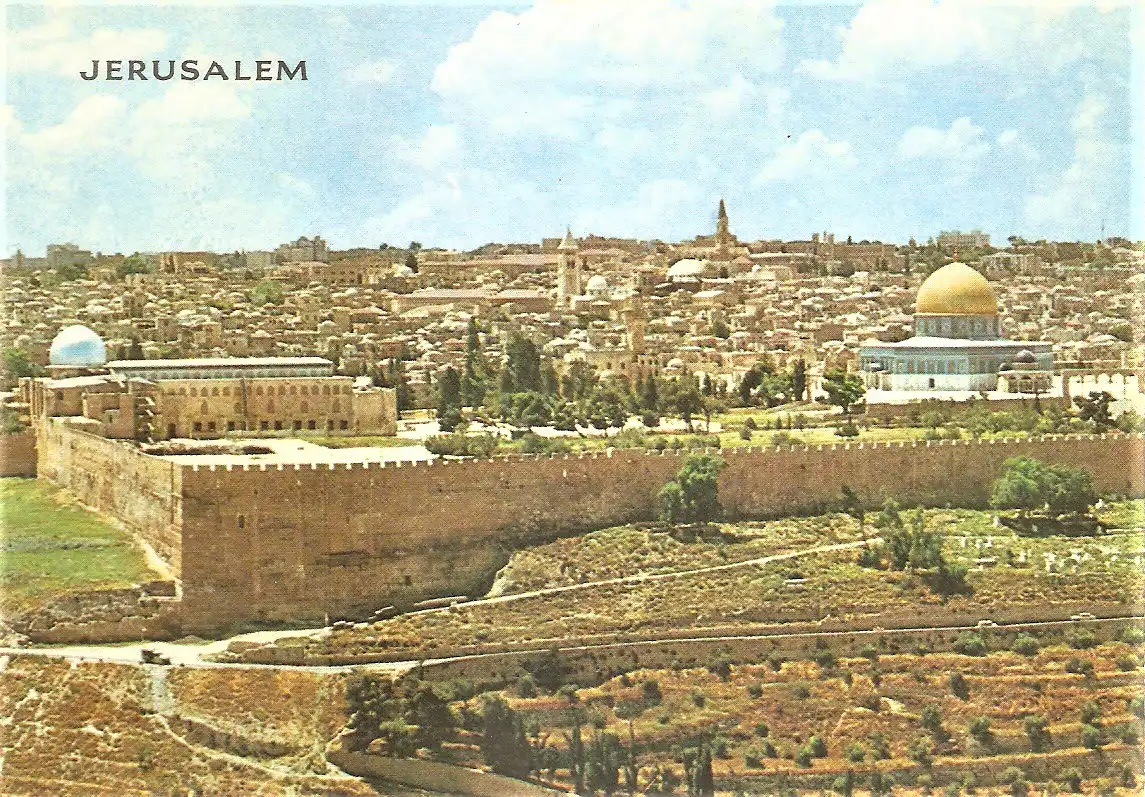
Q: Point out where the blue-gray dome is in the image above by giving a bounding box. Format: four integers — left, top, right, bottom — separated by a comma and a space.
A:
48, 325, 107, 367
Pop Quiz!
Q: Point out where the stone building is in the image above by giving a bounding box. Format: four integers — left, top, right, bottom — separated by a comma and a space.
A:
22, 326, 397, 440
275, 235, 329, 264
859, 262, 1053, 391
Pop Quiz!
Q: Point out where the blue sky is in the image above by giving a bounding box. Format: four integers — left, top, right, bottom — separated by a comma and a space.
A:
4, 1, 1140, 255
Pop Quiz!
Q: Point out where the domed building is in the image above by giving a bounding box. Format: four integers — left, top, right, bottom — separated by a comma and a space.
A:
48, 324, 107, 369
859, 262, 1053, 392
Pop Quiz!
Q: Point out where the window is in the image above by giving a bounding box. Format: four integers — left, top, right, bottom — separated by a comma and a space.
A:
339, 420, 349, 430
308, 420, 316, 430
403, 575, 412, 586
278, 385, 286, 396
193, 422, 202, 432
290, 385, 297, 395
222, 386, 231, 396
237, 515, 245, 529
227, 421, 236, 431
274, 421, 283, 430
211, 387, 219, 396
293, 420, 301, 430
255, 386, 263, 396
207, 421, 216, 432
260, 421, 269, 431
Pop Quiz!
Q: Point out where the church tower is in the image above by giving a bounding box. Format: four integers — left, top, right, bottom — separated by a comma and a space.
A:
714, 199, 733, 252
556, 228, 580, 307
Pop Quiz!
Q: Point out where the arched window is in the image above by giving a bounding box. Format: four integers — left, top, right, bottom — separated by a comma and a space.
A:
200, 400, 209, 415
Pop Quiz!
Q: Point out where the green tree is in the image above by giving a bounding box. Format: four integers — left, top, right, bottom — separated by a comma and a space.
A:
436, 366, 463, 432
115, 253, 152, 279
1023, 714, 1050, 752
990, 457, 1097, 518
251, 278, 285, 305
657, 454, 725, 525
821, 370, 866, 417
503, 331, 542, 394
3, 348, 44, 380
1073, 391, 1114, 431
791, 358, 807, 402
480, 697, 532, 778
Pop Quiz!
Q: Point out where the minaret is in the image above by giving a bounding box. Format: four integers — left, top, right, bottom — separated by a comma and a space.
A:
556, 227, 580, 307
715, 199, 732, 250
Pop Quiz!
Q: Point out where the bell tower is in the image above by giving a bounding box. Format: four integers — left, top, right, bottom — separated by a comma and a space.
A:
556, 228, 580, 307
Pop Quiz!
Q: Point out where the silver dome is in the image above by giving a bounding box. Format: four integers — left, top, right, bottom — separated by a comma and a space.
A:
48, 324, 107, 367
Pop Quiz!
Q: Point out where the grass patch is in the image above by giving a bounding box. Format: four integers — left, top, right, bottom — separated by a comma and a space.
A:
0, 478, 157, 614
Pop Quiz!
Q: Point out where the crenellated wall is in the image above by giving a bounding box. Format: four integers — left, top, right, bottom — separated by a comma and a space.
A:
175, 433, 1144, 630
28, 419, 1144, 632
35, 419, 184, 569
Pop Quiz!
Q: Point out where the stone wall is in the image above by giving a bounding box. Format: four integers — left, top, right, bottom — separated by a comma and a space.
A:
34, 420, 1144, 633
36, 419, 183, 569
0, 431, 37, 476
176, 433, 1143, 630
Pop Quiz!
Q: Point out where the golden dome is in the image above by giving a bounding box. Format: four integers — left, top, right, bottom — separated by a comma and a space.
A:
915, 262, 998, 315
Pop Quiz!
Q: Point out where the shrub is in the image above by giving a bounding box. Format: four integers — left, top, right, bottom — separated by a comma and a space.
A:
1080, 723, 1103, 750
1120, 626, 1144, 644
1023, 714, 1051, 752
1002, 766, 1028, 797
968, 716, 993, 743
812, 648, 836, 670
948, 672, 970, 700
808, 735, 827, 757
1129, 694, 1145, 719
746, 683, 763, 699
691, 691, 706, 708
1079, 700, 1102, 725
794, 745, 813, 768
753, 722, 769, 737
790, 681, 811, 699
507, 673, 537, 702
1011, 633, 1040, 656
1065, 658, 1094, 678
954, 631, 987, 656
1068, 628, 1097, 649
1116, 654, 1138, 671
744, 748, 765, 768
845, 743, 866, 763
867, 731, 890, 760
707, 654, 733, 681
907, 736, 933, 767
920, 705, 944, 735
1058, 768, 1083, 792
641, 679, 662, 704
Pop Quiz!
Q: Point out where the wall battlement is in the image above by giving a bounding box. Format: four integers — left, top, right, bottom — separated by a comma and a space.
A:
33, 422, 1145, 633
180, 433, 1143, 472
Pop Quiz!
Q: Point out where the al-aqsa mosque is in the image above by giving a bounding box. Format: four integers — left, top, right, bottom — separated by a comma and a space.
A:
860, 261, 1053, 392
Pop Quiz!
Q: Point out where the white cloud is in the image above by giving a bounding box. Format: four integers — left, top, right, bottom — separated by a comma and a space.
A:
996, 129, 1020, 148
1025, 93, 1115, 232
430, 0, 784, 138
342, 60, 398, 85
391, 125, 462, 171
801, 0, 1116, 82
7, 16, 168, 77
16, 95, 128, 157
898, 117, 990, 161
754, 130, 857, 184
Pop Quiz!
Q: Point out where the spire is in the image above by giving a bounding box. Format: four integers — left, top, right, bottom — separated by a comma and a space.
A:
557, 227, 578, 251
717, 199, 727, 220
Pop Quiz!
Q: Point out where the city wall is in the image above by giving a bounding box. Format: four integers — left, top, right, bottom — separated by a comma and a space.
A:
0, 431, 37, 477
35, 419, 184, 569
176, 433, 1144, 631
